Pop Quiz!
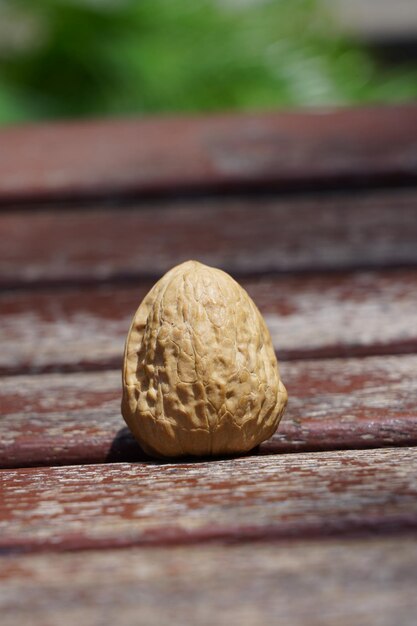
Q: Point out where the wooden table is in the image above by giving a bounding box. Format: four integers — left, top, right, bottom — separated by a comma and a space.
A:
1, 106, 417, 625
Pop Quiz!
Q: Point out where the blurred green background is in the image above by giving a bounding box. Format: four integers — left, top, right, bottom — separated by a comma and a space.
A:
0, 0, 416, 124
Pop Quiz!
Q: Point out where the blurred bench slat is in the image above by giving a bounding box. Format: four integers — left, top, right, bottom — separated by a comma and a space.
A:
1, 538, 416, 626
1, 189, 417, 288
1, 106, 416, 203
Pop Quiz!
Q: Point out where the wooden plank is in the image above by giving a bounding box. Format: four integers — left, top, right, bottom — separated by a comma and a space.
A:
1, 538, 416, 626
1, 189, 417, 288
1, 354, 416, 469
0, 107, 416, 204
1, 269, 416, 375
0, 447, 416, 553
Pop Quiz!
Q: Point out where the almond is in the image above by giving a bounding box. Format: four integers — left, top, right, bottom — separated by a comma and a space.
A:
122, 260, 287, 457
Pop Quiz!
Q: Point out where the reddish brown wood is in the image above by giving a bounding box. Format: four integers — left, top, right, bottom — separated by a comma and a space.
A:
1, 538, 416, 626
1, 189, 417, 288
0, 107, 416, 204
1, 269, 416, 375
0, 447, 416, 554
1, 354, 416, 469
0, 107, 416, 624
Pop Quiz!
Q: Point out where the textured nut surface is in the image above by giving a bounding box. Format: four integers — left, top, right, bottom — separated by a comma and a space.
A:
122, 260, 287, 458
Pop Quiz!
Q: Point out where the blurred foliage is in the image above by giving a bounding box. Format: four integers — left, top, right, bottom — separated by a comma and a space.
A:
0, 0, 416, 123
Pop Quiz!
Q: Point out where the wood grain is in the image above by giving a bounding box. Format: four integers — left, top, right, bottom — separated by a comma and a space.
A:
1, 269, 416, 375
1, 104, 416, 624
1, 538, 416, 626
1, 189, 417, 287
1, 354, 416, 469
0, 447, 416, 553
0, 106, 416, 204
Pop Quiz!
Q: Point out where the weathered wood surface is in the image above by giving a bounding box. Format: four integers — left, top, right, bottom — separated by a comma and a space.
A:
0, 447, 416, 553
0, 104, 416, 624
1, 538, 416, 626
1, 355, 416, 469
1, 190, 417, 287
0, 106, 416, 204
1, 269, 417, 375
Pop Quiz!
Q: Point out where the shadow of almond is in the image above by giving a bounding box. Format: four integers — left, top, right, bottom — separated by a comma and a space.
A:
106, 427, 262, 465
105, 427, 153, 463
